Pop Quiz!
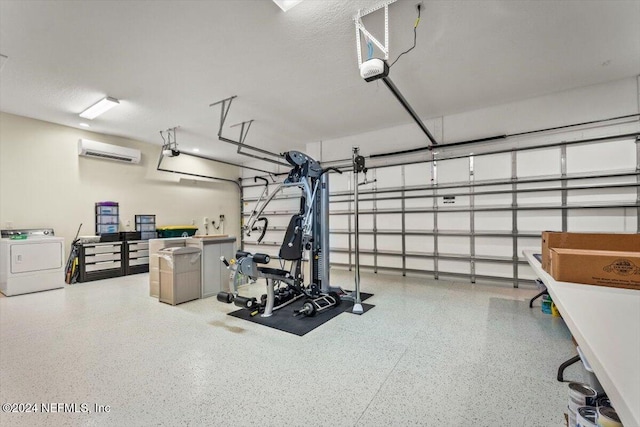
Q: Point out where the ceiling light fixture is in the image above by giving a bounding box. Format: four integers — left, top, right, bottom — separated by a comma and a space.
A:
272, 0, 304, 12
79, 123, 91, 128
79, 96, 119, 120
192, 148, 200, 152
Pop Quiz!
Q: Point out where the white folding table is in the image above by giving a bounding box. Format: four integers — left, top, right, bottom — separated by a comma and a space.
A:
523, 250, 640, 426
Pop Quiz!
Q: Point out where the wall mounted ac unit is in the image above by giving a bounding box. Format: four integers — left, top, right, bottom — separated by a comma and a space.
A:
78, 139, 141, 164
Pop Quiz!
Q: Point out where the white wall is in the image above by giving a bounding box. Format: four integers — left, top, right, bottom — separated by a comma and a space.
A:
307, 77, 640, 163
0, 113, 241, 246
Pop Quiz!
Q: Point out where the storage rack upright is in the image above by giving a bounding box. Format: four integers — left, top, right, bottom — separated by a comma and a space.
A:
240, 131, 640, 288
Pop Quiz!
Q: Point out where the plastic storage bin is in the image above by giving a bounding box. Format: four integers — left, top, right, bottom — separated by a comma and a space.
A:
541, 294, 553, 314
97, 224, 118, 234
136, 215, 155, 224
156, 226, 198, 238
136, 215, 157, 240
158, 246, 201, 305
96, 202, 119, 235
96, 215, 119, 224
97, 205, 118, 215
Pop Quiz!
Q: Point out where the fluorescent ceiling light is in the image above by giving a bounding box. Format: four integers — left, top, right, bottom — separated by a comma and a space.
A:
192, 148, 200, 152
272, 0, 304, 12
79, 123, 91, 128
79, 96, 119, 120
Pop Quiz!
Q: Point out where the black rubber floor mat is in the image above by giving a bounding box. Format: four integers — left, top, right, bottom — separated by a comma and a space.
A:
228, 293, 374, 336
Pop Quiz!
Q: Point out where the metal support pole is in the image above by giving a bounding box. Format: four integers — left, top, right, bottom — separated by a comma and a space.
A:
511, 150, 519, 288
320, 173, 331, 293
240, 181, 245, 251
401, 165, 406, 276
561, 144, 568, 232
373, 169, 378, 274
469, 155, 476, 284
354, 165, 360, 290
636, 137, 640, 233
263, 279, 274, 318
384, 3, 389, 59
352, 147, 364, 314
432, 152, 439, 280
348, 170, 353, 271
381, 76, 438, 146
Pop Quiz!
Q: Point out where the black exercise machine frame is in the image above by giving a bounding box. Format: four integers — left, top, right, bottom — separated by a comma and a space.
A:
217, 150, 344, 318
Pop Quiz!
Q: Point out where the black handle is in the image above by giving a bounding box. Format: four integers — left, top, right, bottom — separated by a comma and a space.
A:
321, 167, 343, 176
252, 253, 271, 264
220, 256, 230, 267
287, 225, 299, 248
359, 179, 378, 186
254, 176, 269, 186
235, 251, 251, 259
255, 217, 268, 243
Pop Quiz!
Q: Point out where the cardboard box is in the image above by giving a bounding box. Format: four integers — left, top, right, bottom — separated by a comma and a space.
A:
550, 248, 640, 290
541, 232, 640, 273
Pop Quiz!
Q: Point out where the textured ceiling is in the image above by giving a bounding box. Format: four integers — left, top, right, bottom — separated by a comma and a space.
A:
1, 0, 639, 163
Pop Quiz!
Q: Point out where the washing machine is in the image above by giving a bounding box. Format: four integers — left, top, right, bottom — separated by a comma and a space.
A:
0, 228, 66, 296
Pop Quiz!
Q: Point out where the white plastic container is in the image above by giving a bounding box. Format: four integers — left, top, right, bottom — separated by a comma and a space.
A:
97, 205, 118, 215
97, 224, 118, 234
137, 215, 154, 223
96, 214, 119, 224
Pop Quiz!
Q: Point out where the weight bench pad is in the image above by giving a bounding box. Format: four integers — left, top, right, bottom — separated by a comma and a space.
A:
257, 267, 291, 278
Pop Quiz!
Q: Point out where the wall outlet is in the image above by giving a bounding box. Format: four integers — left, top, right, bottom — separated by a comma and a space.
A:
220, 214, 225, 221
203, 217, 209, 225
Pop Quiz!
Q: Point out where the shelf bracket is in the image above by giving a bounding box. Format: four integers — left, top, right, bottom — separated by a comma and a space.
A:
160, 126, 179, 155
210, 96, 289, 168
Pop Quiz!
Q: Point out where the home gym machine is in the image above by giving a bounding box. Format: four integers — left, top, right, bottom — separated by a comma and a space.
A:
217, 151, 348, 318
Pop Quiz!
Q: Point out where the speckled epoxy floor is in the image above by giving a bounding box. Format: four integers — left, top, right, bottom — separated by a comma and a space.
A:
0, 270, 585, 426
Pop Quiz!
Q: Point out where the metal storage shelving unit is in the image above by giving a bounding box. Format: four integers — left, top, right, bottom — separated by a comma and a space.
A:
240, 133, 640, 287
